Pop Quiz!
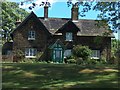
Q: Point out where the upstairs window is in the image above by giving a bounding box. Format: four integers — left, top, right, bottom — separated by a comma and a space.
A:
91, 50, 100, 59
66, 32, 73, 41
28, 31, 35, 40
25, 48, 37, 58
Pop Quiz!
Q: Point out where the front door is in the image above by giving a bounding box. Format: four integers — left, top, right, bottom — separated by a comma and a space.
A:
53, 48, 63, 63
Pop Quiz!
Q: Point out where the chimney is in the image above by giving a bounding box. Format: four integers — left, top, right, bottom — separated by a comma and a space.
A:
71, 5, 79, 21
15, 19, 21, 27
44, 5, 48, 19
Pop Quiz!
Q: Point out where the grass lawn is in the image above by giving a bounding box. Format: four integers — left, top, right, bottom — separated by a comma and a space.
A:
2, 63, 119, 89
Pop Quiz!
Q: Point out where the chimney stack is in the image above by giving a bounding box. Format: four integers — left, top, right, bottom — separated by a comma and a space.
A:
71, 5, 79, 21
15, 19, 21, 27
44, 5, 48, 19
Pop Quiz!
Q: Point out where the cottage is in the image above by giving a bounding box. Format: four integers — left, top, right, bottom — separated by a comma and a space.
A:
3, 5, 114, 63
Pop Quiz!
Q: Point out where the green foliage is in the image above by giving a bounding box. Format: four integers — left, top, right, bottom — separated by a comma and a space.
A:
67, 59, 76, 64
14, 49, 24, 57
94, 36, 102, 45
36, 52, 43, 60
76, 57, 83, 65
21, 58, 38, 63
2, 1, 28, 43
73, 45, 91, 60
13, 49, 24, 62
66, 55, 74, 60
111, 39, 120, 64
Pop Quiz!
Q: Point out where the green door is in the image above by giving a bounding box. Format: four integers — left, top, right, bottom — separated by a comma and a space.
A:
53, 48, 63, 63
49, 40, 64, 63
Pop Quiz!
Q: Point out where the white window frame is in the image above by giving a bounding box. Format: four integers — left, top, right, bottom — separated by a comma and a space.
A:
91, 50, 100, 59
64, 49, 72, 57
65, 32, 73, 41
25, 48, 37, 58
28, 31, 35, 40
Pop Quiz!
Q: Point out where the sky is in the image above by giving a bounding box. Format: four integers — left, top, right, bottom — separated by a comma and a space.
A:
9, 0, 119, 39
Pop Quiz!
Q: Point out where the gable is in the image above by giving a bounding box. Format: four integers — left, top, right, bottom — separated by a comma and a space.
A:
39, 18, 68, 34
11, 12, 51, 37
56, 20, 80, 33
39, 18, 113, 37
49, 39, 64, 49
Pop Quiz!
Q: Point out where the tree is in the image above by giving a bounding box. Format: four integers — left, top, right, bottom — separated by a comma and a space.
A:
109, 39, 120, 64
1, 1, 29, 43
73, 45, 91, 60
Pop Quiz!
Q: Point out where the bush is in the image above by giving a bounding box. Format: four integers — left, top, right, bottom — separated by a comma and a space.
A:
73, 45, 91, 60
76, 57, 83, 65
36, 52, 43, 60
66, 55, 74, 59
20, 58, 37, 63
67, 59, 76, 64
13, 49, 24, 62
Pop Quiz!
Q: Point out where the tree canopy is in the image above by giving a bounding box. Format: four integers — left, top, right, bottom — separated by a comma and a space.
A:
2, 1, 29, 43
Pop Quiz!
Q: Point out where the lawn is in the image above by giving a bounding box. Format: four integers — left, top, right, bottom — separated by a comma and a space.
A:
2, 63, 119, 89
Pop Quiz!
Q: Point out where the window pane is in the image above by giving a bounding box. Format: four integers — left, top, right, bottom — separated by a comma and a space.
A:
25, 49, 29, 56
64, 49, 72, 57
28, 31, 35, 40
91, 50, 100, 59
25, 48, 37, 56
66, 32, 72, 41
56, 50, 60, 58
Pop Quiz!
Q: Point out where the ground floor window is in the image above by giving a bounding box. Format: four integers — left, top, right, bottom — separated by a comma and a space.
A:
91, 50, 100, 59
7, 50, 12, 55
64, 49, 72, 57
25, 48, 37, 58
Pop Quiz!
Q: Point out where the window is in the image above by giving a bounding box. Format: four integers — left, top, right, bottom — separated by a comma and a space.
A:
91, 50, 100, 59
28, 31, 35, 40
25, 48, 37, 58
64, 49, 72, 57
66, 32, 73, 41
6, 50, 12, 55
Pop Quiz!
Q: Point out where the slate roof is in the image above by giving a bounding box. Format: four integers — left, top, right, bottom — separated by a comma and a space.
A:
39, 17, 68, 34
12, 12, 114, 37
39, 17, 114, 37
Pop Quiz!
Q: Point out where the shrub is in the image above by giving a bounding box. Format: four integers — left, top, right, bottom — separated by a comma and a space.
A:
76, 57, 83, 65
66, 55, 74, 59
36, 52, 43, 60
21, 58, 38, 63
13, 49, 24, 62
67, 59, 76, 64
73, 45, 92, 60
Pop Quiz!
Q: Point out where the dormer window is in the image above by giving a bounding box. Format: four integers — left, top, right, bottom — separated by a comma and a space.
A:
28, 31, 35, 40
66, 32, 73, 41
